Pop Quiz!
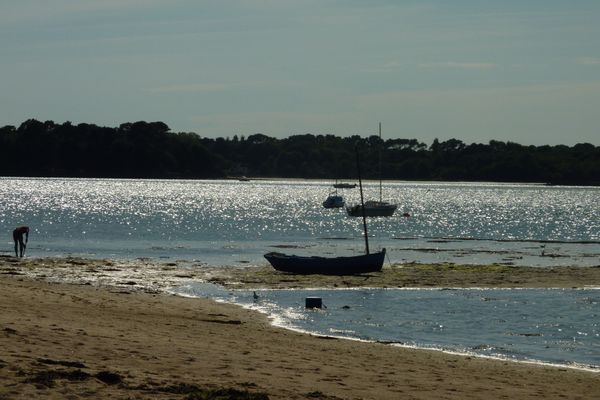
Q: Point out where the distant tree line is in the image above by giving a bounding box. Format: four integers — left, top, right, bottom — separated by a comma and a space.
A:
1, 119, 598, 185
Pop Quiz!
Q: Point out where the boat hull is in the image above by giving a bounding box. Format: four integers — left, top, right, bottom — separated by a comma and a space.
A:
264, 249, 385, 275
323, 195, 345, 208
346, 202, 397, 217
333, 183, 357, 189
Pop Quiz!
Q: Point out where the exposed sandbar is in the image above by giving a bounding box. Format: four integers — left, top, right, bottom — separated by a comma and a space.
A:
203, 262, 600, 289
3, 256, 600, 291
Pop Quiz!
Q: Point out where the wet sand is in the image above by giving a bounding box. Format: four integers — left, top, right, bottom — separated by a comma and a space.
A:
1, 256, 600, 399
203, 262, 600, 289
3, 256, 600, 291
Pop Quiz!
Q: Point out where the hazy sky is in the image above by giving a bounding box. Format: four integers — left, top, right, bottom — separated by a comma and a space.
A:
1, 0, 599, 145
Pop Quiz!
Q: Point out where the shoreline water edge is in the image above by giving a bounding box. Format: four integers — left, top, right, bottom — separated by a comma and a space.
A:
3, 256, 600, 365
177, 285, 600, 373
2, 256, 600, 399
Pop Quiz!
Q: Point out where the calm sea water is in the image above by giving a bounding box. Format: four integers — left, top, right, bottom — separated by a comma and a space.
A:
1, 177, 599, 266
174, 284, 600, 370
2, 177, 600, 369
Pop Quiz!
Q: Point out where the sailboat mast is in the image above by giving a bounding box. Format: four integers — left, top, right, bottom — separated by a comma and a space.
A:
355, 146, 370, 255
379, 122, 383, 202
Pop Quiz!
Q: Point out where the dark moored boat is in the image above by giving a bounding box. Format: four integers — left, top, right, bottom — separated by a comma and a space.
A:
265, 144, 386, 275
346, 201, 397, 217
333, 182, 357, 189
322, 193, 345, 208
264, 248, 385, 275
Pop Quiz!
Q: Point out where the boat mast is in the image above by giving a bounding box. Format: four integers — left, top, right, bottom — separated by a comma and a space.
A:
378, 122, 383, 203
355, 146, 370, 255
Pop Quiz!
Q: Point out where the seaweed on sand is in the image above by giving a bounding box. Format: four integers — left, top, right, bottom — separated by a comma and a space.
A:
153, 383, 269, 399
25, 369, 91, 388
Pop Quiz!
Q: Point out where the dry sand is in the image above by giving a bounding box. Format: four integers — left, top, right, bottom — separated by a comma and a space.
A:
1, 257, 599, 399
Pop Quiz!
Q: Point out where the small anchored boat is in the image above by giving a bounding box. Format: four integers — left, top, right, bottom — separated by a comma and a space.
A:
346, 123, 397, 217
265, 146, 385, 275
322, 192, 345, 208
264, 249, 385, 275
333, 182, 357, 189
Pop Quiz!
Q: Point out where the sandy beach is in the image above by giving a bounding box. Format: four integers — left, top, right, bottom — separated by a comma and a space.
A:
1, 257, 599, 399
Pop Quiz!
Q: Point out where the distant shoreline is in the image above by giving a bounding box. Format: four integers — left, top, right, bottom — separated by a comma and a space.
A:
2, 120, 600, 186
2, 175, 599, 186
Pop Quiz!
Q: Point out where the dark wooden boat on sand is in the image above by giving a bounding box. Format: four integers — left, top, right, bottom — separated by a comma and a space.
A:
264, 145, 385, 275
264, 249, 385, 275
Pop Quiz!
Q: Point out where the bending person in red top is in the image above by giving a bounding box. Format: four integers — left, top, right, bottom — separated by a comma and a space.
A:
13, 226, 29, 258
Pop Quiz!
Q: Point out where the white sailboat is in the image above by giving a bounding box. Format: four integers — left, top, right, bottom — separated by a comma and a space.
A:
346, 123, 397, 217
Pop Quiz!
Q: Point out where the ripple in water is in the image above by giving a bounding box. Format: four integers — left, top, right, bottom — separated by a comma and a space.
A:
1, 178, 598, 266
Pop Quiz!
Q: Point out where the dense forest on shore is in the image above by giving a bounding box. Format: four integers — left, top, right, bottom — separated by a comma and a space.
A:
1, 119, 598, 185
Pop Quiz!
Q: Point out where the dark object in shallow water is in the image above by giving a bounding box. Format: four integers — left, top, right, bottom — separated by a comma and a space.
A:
264, 249, 385, 275
305, 297, 323, 309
